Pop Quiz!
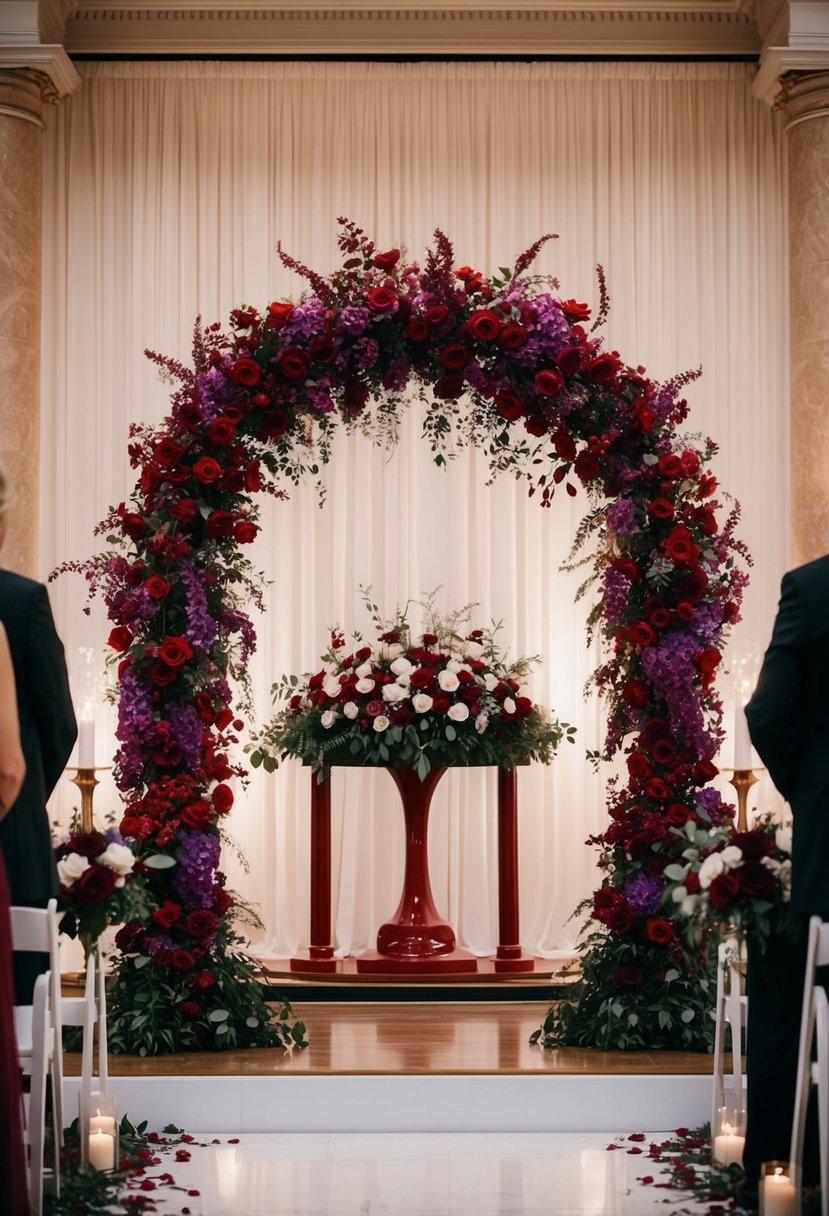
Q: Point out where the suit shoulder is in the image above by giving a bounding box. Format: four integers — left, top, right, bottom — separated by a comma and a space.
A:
0, 569, 43, 606
785, 555, 829, 594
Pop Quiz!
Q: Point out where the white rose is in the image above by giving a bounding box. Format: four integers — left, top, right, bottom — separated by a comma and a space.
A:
720, 845, 743, 869
379, 643, 404, 662
681, 894, 701, 916
475, 712, 489, 734
447, 702, 470, 723
99, 842, 135, 876
343, 701, 359, 720
672, 885, 688, 904
438, 669, 460, 692
698, 853, 725, 889
114, 876, 126, 888
323, 676, 341, 698
321, 710, 337, 729
446, 659, 462, 673
484, 672, 499, 692
57, 853, 90, 886
395, 672, 411, 688
390, 656, 413, 676
775, 825, 792, 854
412, 693, 433, 714
465, 642, 484, 660
355, 677, 376, 694
502, 697, 517, 716
355, 661, 373, 678
382, 682, 407, 704
373, 715, 390, 733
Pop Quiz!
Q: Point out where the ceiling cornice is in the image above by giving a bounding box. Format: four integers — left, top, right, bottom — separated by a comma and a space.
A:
63, 3, 762, 58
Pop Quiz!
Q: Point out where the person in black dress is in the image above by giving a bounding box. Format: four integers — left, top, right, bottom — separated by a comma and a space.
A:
743, 555, 829, 1207
0, 462, 78, 1002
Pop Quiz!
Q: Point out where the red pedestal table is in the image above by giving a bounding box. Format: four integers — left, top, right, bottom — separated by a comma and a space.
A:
289, 763, 534, 976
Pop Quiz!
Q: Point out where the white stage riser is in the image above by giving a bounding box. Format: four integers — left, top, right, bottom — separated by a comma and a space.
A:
64, 1075, 710, 1135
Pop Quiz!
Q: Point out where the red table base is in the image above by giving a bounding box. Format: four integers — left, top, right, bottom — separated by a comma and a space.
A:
292, 761, 535, 976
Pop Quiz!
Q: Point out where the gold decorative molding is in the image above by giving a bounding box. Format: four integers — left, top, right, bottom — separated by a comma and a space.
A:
64, 2, 762, 57
0, 44, 80, 97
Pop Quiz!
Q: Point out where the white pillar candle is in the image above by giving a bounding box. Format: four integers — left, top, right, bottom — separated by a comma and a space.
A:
762, 1168, 797, 1216
713, 1130, 744, 1166
734, 704, 752, 770
89, 1112, 116, 1135
78, 718, 96, 768
88, 1129, 115, 1171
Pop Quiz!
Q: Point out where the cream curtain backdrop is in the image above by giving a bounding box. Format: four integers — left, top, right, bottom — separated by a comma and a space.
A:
39, 60, 788, 960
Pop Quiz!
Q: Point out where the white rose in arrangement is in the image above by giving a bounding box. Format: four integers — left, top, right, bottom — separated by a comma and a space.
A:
775, 824, 792, 854
390, 656, 413, 676
355, 677, 376, 694
778, 859, 792, 899
57, 852, 90, 886
447, 702, 470, 723
373, 715, 390, 732
379, 643, 404, 661
720, 845, 744, 869
321, 710, 337, 729
681, 893, 701, 916
323, 676, 341, 698
99, 842, 135, 876
464, 641, 484, 660
484, 672, 499, 692
412, 693, 433, 714
343, 701, 359, 719
446, 659, 462, 673
502, 697, 517, 716
355, 661, 373, 678
475, 712, 489, 734
395, 672, 411, 688
698, 852, 725, 889
382, 682, 407, 705
437, 669, 460, 692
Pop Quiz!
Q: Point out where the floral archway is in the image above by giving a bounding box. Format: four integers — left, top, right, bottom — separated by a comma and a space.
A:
68, 220, 747, 1055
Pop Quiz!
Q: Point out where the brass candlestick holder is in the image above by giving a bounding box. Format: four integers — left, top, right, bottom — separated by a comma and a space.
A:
725, 767, 762, 832
68, 766, 108, 833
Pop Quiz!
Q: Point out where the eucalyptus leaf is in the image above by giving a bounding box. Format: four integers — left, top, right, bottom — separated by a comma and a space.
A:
143, 854, 177, 870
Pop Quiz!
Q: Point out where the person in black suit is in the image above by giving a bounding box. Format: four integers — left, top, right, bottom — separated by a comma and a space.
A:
743, 554, 829, 1208
0, 462, 78, 1002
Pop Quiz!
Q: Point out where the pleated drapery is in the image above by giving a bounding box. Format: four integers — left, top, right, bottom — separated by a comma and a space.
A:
40, 60, 788, 958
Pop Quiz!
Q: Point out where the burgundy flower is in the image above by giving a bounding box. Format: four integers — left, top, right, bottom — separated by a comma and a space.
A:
74, 865, 118, 905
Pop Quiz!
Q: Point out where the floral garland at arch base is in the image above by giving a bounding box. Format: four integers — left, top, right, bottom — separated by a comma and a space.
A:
60, 219, 749, 1055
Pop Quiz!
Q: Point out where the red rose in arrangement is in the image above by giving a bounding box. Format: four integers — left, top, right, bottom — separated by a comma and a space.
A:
158, 636, 193, 668
495, 392, 523, 421
708, 872, 741, 911
373, 248, 400, 270
645, 917, 674, 946
190, 970, 217, 991
108, 625, 134, 652
613, 965, 644, 988
211, 784, 234, 815
438, 343, 469, 371
233, 519, 258, 544
229, 356, 262, 386
179, 1001, 202, 1020
366, 286, 398, 312
183, 910, 218, 940
467, 309, 501, 341
153, 900, 183, 929
192, 456, 223, 485
534, 369, 564, 397
498, 321, 528, 350
170, 949, 197, 972
207, 417, 236, 446
74, 865, 118, 905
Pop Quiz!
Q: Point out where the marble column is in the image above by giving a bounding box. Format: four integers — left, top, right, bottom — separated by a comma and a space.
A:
784, 72, 829, 566
0, 69, 48, 577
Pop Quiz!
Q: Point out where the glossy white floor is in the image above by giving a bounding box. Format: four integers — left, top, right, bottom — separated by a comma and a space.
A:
158, 1130, 712, 1216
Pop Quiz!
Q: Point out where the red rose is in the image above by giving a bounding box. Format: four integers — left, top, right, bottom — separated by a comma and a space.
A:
426, 304, 449, 327
233, 519, 258, 544
211, 885, 234, 915
664, 527, 699, 567
366, 286, 398, 312
627, 752, 652, 780
180, 801, 213, 830
667, 803, 691, 826
685, 871, 701, 894
645, 777, 672, 801
121, 512, 147, 540
108, 625, 134, 652
608, 905, 634, 935
229, 357, 262, 387
434, 374, 465, 400
170, 949, 197, 972
621, 679, 649, 708
467, 310, 501, 341
648, 606, 673, 631
154, 437, 182, 467
524, 415, 548, 438
144, 576, 170, 601
170, 497, 199, 524
495, 392, 523, 421
561, 299, 591, 323
206, 509, 235, 539
373, 248, 400, 270
190, 970, 217, 991
150, 661, 178, 687
584, 352, 622, 383
534, 369, 564, 397
651, 739, 676, 765
153, 900, 182, 929
708, 872, 741, 911
557, 345, 582, 375
68, 830, 107, 859
119, 814, 149, 839
115, 922, 145, 953
438, 343, 469, 371
630, 621, 656, 648
573, 451, 601, 483
647, 498, 675, 520
644, 917, 674, 946
681, 449, 701, 477
183, 909, 218, 940
158, 636, 193, 668
432, 694, 451, 714
676, 601, 695, 622
405, 316, 430, 342
267, 300, 294, 325
732, 830, 774, 860
695, 648, 721, 678
343, 381, 370, 414
207, 417, 236, 446
737, 862, 776, 899
276, 347, 310, 381
613, 965, 644, 988
693, 758, 719, 783
178, 1000, 202, 1019
212, 784, 234, 815
214, 708, 234, 732
498, 322, 528, 350
192, 456, 223, 485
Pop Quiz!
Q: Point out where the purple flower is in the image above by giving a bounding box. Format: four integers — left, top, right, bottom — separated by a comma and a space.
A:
623, 872, 665, 916
166, 703, 205, 771
338, 305, 371, 336
602, 566, 632, 623
174, 829, 221, 910
180, 561, 217, 652
115, 669, 156, 791
607, 499, 639, 537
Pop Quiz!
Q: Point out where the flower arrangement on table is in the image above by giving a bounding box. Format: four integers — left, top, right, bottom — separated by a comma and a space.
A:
664, 813, 794, 951
254, 592, 574, 779
54, 821, 153, 947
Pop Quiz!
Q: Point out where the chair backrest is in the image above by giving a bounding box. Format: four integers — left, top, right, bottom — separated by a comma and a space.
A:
9, 900, 59, 960
790, 916, 829, 1186
813, 919, 829, 970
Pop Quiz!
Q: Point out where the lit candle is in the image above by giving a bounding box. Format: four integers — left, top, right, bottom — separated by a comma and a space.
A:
89, 1111, 116, 1135
762, 1167, 797, 1216
88, 1129, 115, 1171
734, 704, 752, 770
78, 718, 95, 769
713, 1125, 744, 1166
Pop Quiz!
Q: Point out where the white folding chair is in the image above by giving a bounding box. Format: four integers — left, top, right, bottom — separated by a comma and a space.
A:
791, 916, 829, 1216
15, 973, 54, 1215
60, 951, 97, 1119
10, 900, 66, 1147
711, 936, 748, 1150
